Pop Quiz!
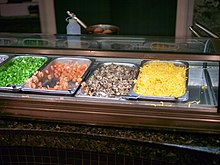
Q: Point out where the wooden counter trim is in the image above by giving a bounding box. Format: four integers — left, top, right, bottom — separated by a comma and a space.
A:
0, 94, 219, 134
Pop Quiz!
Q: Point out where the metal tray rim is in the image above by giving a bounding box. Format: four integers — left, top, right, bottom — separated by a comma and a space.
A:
76, 62, 139, 99
130, 60, 189, 101
21, 57, 94, 95
0, 55, 49, 91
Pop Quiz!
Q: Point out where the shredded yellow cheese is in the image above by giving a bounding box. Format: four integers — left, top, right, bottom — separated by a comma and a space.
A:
134, 61, 187, 97
185, 100, 200, 108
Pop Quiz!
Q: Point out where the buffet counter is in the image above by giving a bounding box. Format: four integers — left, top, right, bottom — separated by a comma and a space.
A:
0, 34, 219, 164
0, 116, 220, 164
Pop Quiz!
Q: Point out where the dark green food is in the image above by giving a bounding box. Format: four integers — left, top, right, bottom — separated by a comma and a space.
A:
0, 56, 47, 86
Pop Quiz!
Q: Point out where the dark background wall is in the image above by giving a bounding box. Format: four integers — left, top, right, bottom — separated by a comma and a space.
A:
54, 0, 177, 36
193, 0, 220, 36
0, 0, 40, 33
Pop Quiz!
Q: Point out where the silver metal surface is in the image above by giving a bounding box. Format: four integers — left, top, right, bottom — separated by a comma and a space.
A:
207, 67, 219, 87
21, 57, 93, 95
0, 55, 48, 91
188, 68, 206, 86
73, 16, 88, 29
130, 60, 189, 101
189, 26, 202, 38
195, 22, 219, 38
0, 55, 9, 64
76, 62, 139, 99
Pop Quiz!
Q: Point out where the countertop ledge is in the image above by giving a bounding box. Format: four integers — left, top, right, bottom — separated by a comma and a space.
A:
1, 117, 220, 164
1, 117, 220, 149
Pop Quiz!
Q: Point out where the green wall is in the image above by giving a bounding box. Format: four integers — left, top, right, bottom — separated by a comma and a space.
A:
54, 0, 177, 36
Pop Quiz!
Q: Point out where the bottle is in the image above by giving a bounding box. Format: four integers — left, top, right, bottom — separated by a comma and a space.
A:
66, 17, 81, 48
66, 18, 81, 35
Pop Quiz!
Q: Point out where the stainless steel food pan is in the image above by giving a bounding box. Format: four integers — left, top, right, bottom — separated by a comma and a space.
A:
0, 55, 48, 92
21, 57, 94, 95
76, 62, 138, 99
129, 60, 189, 102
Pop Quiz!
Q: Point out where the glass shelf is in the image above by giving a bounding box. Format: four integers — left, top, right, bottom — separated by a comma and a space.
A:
0, 33, 217, 54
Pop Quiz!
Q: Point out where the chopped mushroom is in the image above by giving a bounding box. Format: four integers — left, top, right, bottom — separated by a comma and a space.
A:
82, 63, 138, 97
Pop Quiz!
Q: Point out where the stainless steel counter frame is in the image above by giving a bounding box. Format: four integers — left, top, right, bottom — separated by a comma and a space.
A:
0, 46, 219, 134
